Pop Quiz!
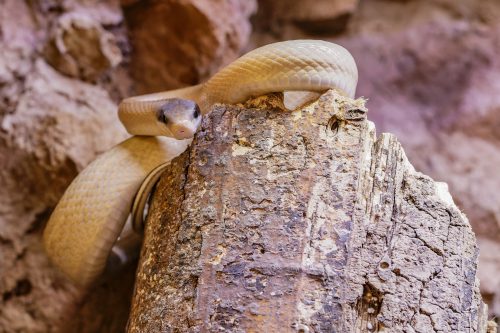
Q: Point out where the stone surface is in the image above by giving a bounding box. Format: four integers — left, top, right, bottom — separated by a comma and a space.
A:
477, 237, 500, 318
0, 1, 132, 331
123, 0, 257, 93
255, 0, 359, 35
44, 11, 123, 81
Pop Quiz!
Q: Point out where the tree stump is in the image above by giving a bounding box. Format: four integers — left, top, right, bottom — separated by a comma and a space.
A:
127, 90, 490, 332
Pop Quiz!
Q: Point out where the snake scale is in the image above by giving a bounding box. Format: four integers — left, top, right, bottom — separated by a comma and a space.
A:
43, 40, 358, 286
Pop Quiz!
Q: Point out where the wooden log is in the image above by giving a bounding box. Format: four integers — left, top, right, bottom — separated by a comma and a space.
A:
127, 90, 491, 332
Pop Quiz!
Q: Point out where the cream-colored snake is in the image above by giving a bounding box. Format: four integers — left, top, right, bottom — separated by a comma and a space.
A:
43, 40, 358, 286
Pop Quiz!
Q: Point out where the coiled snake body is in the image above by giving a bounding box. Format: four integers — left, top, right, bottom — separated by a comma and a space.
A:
43, 40, 358, 286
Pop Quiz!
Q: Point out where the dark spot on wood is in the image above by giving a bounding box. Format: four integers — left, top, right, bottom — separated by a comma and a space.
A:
356, 284, 383, 331
379, 261, 390, 270
3, 279, 32, 301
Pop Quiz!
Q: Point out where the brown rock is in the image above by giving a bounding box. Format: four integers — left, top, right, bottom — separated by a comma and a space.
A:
0, 0, 255, 331
255, 0, 359, 35
477, 237, 500, 318
0, 58, 129, 331
1, 60, 127, 208
0, 0, 132, 332
123, 0, 256, 93
44, 11, 123, 81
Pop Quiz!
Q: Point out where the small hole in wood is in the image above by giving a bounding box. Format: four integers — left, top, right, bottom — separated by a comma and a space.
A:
328, 116, 339, 132
379, 261, 389, 269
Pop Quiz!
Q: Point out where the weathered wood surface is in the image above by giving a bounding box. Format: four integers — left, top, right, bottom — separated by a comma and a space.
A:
127, 90, 489, 332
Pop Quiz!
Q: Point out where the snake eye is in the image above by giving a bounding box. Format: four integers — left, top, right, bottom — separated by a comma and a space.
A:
193, 105, 201, 118
157, 109, 168, 124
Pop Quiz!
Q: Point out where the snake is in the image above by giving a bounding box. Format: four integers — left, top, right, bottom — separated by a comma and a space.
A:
42, 40, 358, 286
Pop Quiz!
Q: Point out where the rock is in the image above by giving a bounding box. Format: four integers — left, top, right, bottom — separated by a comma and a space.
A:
0, 0, 39, 115
1, 60, 127, 207
0, 1, 131, 332
44, 11, 123, 81
0, 0, 254, 331
63, 0, 124, 26
0, 58, 129, 332
122, 0, 257, 93
255, 0, 359, 35
2, 0, 500, 330
477, 237, 500, 318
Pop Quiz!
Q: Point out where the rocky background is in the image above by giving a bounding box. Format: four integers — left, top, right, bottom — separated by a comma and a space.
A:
0, 0, 498, 332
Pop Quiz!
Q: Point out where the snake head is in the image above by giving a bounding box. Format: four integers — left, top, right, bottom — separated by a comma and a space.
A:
157, 98, 202, 140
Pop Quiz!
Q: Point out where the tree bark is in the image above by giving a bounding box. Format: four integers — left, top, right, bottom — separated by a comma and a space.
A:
127, 90, 490, 332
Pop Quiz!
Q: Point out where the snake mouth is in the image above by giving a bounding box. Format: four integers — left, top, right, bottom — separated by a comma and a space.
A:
169, 121, 198, 140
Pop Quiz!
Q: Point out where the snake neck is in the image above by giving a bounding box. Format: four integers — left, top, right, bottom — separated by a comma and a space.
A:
143, 84, 211, 115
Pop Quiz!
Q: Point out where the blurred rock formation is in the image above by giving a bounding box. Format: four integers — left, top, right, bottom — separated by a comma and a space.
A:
0, 0, 498, 331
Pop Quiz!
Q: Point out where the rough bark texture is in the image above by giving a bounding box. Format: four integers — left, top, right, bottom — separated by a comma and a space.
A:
129, 90, 489, 332
253, 0, 500, 320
